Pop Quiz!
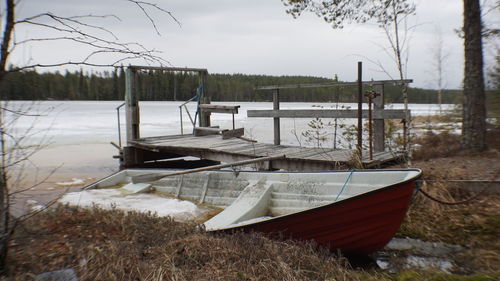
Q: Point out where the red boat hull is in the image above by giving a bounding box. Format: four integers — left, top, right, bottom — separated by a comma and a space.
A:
217, 178, 418, 255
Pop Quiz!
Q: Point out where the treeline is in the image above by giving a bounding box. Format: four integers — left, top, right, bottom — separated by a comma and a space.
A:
0, 68, 463, 104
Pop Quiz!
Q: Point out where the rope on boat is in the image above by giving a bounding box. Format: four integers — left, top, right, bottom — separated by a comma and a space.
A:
416, 179, 490, 206
335, 169, 355, 201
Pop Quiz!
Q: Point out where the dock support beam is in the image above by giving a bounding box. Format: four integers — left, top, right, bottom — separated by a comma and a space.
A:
273, 89, 280, 145
199, 72, 210, 127
125, 67, 140, 142
373, 84, 385, 152
357, 62, 363, 158
123, 67, 141, 167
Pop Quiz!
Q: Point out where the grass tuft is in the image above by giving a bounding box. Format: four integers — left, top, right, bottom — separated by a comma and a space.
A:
8, 205, 388, 281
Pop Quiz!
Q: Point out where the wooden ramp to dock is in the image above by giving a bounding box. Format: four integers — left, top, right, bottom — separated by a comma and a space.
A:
128, 134, 403, 171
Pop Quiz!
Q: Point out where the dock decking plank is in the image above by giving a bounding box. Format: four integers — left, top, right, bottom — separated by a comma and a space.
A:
130, 134, 402, 170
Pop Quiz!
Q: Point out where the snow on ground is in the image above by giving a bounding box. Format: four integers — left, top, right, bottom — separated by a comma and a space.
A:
26, 199, 44, 212
58, 189, 209, 221
56, 178, 85, 186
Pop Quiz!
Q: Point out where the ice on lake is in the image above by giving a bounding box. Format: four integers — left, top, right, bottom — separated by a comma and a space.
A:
5, 100, 455, 173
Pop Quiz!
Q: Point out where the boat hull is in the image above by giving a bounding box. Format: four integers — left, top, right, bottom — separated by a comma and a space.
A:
84, 168, 421, 255
214, 179, 417, 255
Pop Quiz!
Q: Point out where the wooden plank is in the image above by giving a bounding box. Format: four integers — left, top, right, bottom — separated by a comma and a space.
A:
200, 104, 240, 114
216, 142, 260, 153
230, 145, 278, 156
248, 109, 407, 119
307, 151, 351, 162
129, 65, 208, 73
199, 176, 210, 203
222, 128, 244, 139
255, 79, 413, 90
132, 154, 287, 183
194, 127, 223, 136
131, 134, 402, 171
136, 134, 188, 142
309, 150, 352, 161
289, 149, 337, 160
207, 139, 251, 149
162, 134, 219, 144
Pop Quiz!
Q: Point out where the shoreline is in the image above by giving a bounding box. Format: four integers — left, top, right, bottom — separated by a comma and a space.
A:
9, 143, 119, 217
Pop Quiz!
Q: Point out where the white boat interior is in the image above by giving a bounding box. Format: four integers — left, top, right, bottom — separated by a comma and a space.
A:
85, 169, 421, 231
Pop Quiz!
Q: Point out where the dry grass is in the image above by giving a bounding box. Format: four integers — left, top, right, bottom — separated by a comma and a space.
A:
393, 124, 500, 274
412, 131, 463, 160
412, 111, 461, 125
398, 186, 500, 274
397, 147, 500, 274
412, 119, 500, 161
5, 122, 500, 280
8, 205, 389, 281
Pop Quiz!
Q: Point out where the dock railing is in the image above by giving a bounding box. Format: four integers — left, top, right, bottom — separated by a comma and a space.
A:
249, 76, 413, 159
179, 96, 198, 135
115, 102, 126, 148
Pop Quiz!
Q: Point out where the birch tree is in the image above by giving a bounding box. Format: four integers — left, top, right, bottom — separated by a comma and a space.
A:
282, 0, 416, 159
282, 0, 491, 152
428, 26, 449, 112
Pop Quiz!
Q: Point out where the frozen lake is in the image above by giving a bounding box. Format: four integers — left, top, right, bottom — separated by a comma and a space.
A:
5, 100, 455, 175
8, 100, 455, 144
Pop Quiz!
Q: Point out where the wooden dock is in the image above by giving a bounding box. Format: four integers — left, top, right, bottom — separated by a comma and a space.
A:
127, 134, 403, 171
120, 65, 410, 171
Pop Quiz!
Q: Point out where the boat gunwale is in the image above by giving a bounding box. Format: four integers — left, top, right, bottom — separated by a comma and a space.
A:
82, 167, 422, 231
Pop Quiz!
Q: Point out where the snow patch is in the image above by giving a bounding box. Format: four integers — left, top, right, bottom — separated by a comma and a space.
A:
56, 178, 85, 186
26, 199, 44, 211
58, 189, 208, 221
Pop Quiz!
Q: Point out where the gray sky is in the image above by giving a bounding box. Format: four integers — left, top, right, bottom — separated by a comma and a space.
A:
10, 0, 499, 89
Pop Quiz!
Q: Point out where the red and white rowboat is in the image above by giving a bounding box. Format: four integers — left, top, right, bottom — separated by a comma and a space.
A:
86, 168, 422, 255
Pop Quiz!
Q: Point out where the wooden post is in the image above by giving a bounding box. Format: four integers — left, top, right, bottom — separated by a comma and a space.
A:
200, 97, 211, 127
367, 92, 374, 160
123, 67, 141, 168
273, 89, 280, 145
125, 67, 140, 142
198, 71, 210, 127
357, 62, 363, 158
173, 72, 177, 101
373, 84, 385, 152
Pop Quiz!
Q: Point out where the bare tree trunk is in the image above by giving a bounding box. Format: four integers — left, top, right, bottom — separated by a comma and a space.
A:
0, 0, 15, 274
0, 117, 8, 276
0, 0, 176, 274
462, 0, 487, 151
431, 26, 449, 113
390, 2, 411, 166
0, 0, 14, 81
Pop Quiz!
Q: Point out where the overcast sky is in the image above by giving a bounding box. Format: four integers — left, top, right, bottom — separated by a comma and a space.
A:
10, 0, 499, 89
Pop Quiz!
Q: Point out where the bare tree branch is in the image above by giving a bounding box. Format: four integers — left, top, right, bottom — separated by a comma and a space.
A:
126, 0, 181, 31
0, 0, 181, 272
